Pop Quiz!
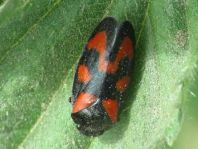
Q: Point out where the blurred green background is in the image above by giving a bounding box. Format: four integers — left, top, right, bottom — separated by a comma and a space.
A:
0, 0, 198, 148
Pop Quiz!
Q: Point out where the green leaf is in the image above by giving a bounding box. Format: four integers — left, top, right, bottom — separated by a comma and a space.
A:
0, 0, 197, 148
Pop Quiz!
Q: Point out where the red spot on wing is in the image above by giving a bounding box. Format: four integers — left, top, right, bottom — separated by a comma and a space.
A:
78, 65, 91, 83
107, 37, 134, 73
87, 31, 108, 72
116, 76, 130, 92
102, 99, 118, 123
72, 93, 96, 113
87, 32, 134, 74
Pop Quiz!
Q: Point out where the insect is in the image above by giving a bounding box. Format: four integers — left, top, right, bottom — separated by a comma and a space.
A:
69, 17, 135, 136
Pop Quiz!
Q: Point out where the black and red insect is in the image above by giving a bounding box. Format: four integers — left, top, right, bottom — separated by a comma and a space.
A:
69, 17, 135, 136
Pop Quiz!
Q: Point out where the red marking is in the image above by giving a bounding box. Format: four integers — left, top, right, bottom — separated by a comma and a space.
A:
116, 76, 130, 92
107, 37, 134, 73
102, 99, 118, 123
87, 32, 134, 74
87, 32, 108, 72
78, 65, 91, 83
72, 93, 96, 113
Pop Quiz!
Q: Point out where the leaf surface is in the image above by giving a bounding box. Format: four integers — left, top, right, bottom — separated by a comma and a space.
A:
0, 0, 197, 148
